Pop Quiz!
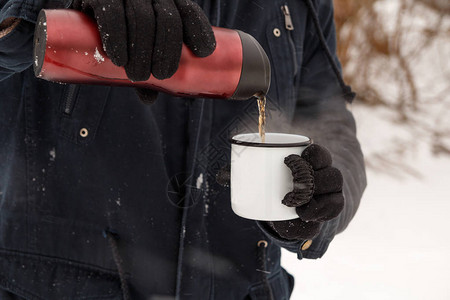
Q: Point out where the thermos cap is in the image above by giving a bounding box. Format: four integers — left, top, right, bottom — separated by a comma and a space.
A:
231, 31, 271, 100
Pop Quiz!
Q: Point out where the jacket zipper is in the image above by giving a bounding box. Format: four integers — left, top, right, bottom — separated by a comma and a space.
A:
281, 4, 298, 76
63, 84, 79, 115
281, 4, 294, 30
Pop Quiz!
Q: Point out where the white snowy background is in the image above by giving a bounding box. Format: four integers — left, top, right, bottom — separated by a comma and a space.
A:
282, 1, 450, 299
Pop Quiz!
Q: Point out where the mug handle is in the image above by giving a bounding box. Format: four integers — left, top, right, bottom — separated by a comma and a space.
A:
282, 154, 315, 207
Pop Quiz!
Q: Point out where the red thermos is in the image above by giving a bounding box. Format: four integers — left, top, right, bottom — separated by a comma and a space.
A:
33, 9, 271, 100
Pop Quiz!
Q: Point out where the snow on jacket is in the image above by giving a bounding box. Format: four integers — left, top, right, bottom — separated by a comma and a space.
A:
0, 0, 366, 299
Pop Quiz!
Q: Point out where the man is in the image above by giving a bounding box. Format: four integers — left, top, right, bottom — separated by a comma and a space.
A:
0, 0, 366, 299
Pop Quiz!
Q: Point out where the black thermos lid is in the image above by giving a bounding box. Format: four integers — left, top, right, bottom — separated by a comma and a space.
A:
231, 31, 271, 100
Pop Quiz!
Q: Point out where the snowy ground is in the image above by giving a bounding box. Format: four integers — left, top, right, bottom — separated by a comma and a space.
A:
282, 103, 450, 300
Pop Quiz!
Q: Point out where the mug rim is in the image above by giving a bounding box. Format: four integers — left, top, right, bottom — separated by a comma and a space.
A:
230, 133, 311, 148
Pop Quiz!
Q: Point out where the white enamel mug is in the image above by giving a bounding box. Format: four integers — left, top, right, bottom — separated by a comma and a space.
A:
230, 133, 311, 221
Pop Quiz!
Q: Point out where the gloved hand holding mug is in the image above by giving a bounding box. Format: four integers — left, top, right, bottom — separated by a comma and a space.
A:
268, 144, 344, 240
217, 143, 344, 240
71, 0, 216, 103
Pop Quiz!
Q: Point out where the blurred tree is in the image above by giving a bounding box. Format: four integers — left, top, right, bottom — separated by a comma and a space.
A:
333, 0, 450, 172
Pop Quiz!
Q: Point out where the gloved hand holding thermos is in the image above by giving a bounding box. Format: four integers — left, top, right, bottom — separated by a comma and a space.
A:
34, 2, 271, 103
71, 0, 217, 103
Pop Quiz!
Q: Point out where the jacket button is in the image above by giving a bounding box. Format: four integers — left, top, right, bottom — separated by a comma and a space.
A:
301, 240, 312, 251
257, 240, 268, 248
80, 128, 89, 137
273, 28, 281, 37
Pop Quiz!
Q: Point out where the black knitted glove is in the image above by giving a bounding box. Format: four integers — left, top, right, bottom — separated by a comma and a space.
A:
71, 0, 216, 103
268, 144, 344, 240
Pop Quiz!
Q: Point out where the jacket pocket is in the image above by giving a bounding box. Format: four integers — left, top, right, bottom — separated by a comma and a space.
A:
59, 84, 110, 145
248, 268, 294, 300
0, 249, 122, 300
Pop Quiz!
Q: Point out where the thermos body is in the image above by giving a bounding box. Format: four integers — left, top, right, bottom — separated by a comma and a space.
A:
33, 10, 271, 100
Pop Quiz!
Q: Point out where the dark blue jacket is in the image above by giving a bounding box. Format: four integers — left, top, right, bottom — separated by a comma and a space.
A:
0, 0, 366, 299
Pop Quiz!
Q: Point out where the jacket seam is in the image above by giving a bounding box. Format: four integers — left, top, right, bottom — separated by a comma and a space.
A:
0, 276, 43, 300
248, 268, 283, 291
0, 248, 119, 277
